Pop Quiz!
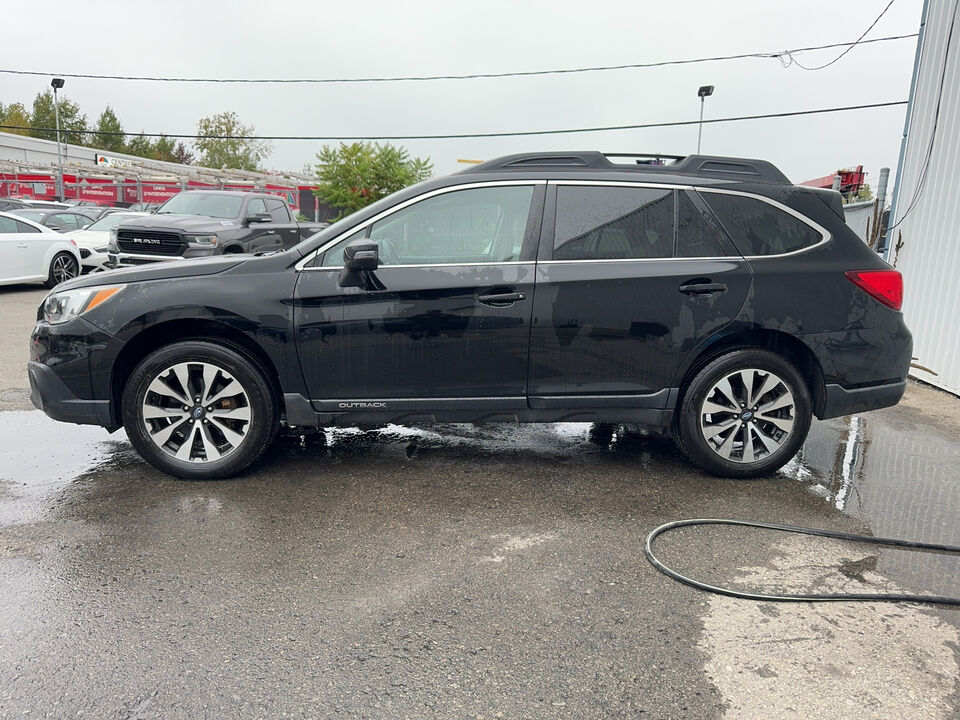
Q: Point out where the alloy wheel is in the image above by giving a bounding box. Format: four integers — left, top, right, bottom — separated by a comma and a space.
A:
141, 361, 252, 463
52, 254, 78, 284
699, 368, 795, 464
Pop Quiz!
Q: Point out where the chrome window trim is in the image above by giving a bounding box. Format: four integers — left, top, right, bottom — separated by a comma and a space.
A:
539, 257, 729, 265
302, 261, 533, 271
296, 180, 546, 271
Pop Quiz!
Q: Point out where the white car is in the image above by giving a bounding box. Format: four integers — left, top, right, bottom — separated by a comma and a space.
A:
0, 211, 82, 288
67, 211, 149, 272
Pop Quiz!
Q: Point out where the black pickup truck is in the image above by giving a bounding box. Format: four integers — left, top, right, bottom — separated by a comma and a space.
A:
107, 191, 327, 266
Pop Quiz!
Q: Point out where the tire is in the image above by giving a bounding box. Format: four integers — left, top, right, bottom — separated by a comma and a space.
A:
121, 341, 278, 480
676, 348, 812, 479
45, 252, 79, 288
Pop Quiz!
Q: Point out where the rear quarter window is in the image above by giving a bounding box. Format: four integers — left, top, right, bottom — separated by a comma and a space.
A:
700, 192, 823, 256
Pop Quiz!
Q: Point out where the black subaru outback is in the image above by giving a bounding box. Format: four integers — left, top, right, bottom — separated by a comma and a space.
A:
29, 152, 911, 480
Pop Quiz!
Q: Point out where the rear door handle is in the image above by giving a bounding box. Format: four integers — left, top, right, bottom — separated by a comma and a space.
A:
679, 281, 727, 296
478, 291, 526, 306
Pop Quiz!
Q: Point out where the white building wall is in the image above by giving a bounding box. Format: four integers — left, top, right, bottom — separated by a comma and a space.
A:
890, 0, 960, 394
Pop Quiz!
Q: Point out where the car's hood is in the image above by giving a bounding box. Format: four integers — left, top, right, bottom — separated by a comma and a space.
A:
67, 229, 109, 247
117, 214, 241, 233
59, 256, 247, 290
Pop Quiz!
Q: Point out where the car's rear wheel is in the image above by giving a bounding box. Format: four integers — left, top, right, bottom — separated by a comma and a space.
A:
676, 348, 811, 478
45, 252, 79, 288
122, 341, 278, 479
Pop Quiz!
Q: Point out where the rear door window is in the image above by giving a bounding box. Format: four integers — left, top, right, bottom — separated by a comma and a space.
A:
700, 192, 823, 256
553, 186, 674, 260
676, 191, 733, 257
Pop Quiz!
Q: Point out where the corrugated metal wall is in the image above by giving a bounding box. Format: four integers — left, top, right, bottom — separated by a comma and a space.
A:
890, 0, 960, 394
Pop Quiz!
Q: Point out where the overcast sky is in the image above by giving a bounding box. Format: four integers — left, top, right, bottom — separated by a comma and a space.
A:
2, 0, 923, 197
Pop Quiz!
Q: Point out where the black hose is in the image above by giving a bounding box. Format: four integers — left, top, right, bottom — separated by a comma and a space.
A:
645, 518, 960, 606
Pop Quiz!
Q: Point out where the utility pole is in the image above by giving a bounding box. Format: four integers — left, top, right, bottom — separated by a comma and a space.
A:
51, 78, 65, 201
697, 85, 714, 154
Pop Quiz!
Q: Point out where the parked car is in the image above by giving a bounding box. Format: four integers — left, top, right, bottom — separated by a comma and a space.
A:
67, 211, 149, 272
66, 204, 126, 222
0, 211, 81, 287
107, 191, 327, 267
0, 198, 32, 212
8, 208, 96, 232
29, 151, 911, 480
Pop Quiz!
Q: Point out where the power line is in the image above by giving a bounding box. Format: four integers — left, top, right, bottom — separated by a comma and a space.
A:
0, 34, 917, 85
0, 101, 907, 141
0, 101, 908, 142
788, 0, 899, 70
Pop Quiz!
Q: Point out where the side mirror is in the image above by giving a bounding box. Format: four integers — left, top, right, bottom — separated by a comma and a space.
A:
47, 224, 62, 232
245, 212, 272, 224
338, 239, 380, 288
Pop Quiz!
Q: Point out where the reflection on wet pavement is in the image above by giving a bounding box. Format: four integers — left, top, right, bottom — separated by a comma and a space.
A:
0, 412, 122, 525
785, 410, 960, 600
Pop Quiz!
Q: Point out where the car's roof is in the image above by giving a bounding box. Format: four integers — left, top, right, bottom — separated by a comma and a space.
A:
458, 151, 793, 186
175, 190, 270, 197
0, 210, 53, 231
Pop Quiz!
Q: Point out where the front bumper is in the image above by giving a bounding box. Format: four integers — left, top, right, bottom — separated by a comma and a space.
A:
108, 247, 218, 268
28, 361, 114, 427
30, 315, 126, 430
820, 380, 907, 420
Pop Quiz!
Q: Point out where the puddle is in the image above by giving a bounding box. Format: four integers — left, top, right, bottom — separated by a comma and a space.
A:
0, 411, 123, 525
784, 412, 960, 600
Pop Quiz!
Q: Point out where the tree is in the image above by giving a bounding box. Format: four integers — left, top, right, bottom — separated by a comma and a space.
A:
126, 132, 156, 159
173, 142, 195, 165
30, 90, 88, 145
94, 106, 126, 153
194, 111, 270, 171
154, 135, 177, 163
1, 102, 31, 136
314, 142, 433, 219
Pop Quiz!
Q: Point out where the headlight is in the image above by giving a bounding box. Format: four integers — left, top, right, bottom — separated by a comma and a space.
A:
42, 285, 125, 325
108, 228, 119, 253
184, 234, 218, 246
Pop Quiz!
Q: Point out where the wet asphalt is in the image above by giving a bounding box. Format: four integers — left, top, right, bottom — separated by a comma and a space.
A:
1, 285, 959, 719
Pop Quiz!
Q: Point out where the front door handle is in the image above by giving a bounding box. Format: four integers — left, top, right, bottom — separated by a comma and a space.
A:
478, 291, 526, 306
679, 280, 727, 296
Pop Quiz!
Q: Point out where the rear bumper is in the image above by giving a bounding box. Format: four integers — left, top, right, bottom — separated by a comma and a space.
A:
28, 361, 115, 427
820, 380, 906, 420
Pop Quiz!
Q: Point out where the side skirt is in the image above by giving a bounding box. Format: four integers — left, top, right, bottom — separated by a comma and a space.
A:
282, 392, 676, 429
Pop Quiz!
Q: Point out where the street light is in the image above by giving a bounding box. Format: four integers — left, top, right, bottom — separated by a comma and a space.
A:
697, 85, 714, 154
51, 77, 65, 201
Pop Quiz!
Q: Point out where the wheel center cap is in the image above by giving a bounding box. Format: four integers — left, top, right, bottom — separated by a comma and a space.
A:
740, 410, 754, 421
191, 406, 205, 420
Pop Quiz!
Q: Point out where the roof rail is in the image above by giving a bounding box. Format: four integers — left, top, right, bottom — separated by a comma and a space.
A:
460, 151, 791, 184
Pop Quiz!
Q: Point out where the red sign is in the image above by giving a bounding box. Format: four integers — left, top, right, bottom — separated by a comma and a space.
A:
77, 183, 118, 203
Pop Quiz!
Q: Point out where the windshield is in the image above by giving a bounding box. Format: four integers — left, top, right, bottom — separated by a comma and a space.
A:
86, 213, 143, 231
156, 193, 244, 219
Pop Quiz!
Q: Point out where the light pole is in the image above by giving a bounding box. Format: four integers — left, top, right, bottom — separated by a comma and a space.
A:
51, 77, 65, 200
697, 85, 714, 154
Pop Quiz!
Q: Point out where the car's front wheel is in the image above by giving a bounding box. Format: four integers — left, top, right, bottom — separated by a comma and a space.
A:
45, 252, 79, 288
122, 341, 278, 479
676, 348, 812, 478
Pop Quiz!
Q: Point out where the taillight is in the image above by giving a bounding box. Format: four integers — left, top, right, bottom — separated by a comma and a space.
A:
845, 270, 903, 311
